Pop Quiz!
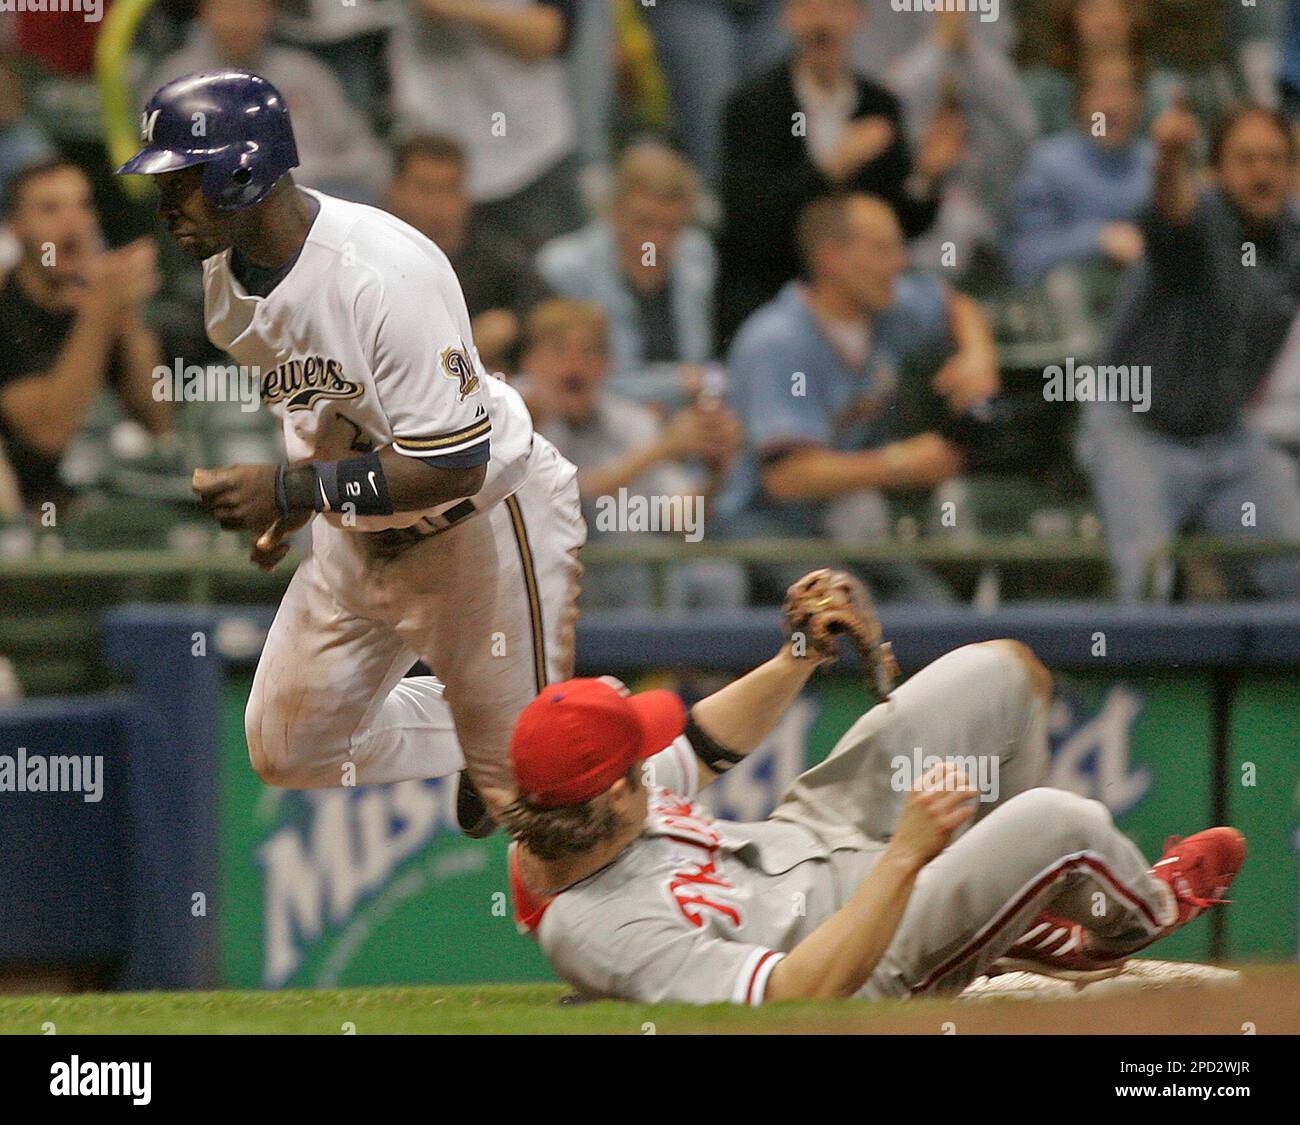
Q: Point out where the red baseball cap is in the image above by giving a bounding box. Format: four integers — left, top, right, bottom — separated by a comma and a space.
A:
510, 677, 687, 809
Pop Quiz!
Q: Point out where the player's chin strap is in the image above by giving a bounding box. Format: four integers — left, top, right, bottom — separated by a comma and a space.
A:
276, 453, 395, 517
684, 709, 746, 774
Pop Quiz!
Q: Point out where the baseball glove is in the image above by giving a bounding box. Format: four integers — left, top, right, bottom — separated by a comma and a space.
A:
783, 568, 899, 699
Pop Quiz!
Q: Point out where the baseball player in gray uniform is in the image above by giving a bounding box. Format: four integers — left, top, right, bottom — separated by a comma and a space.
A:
503, 594, 1245, 1004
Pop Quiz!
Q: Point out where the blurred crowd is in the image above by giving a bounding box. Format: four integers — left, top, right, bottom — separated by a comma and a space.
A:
0, 0, 1297, 608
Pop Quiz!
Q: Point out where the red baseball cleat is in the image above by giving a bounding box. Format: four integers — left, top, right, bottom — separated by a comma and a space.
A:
1150, 827, 1246, 929
994, 912, 1129, 982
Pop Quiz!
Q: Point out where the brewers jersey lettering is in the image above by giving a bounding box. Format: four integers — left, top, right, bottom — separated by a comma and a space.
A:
204, 188, 533, 531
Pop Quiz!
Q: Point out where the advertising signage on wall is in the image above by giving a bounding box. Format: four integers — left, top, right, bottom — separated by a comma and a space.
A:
218, 669, 1223, 988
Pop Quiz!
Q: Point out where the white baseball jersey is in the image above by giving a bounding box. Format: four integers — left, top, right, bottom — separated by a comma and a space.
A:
205, 187, 587, 809
203, 187, 534, 531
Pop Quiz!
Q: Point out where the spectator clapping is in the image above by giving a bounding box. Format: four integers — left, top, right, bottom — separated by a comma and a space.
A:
0, 162, 171, 512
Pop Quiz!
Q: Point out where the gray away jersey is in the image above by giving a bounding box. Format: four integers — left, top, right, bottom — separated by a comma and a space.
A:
510, 737, 845, 1006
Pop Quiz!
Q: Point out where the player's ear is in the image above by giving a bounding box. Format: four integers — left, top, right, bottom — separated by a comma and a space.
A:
607, 768, 640, 806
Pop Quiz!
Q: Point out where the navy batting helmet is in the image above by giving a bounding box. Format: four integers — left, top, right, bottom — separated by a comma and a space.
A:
116, 71, 299, 211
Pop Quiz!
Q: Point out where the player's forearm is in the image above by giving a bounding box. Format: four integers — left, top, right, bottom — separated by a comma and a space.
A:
761, 447, 892, 501
278, 449, 485, 517
379, 448, 486, 509
766, 845, 923, 1001
691, 645, 817, 758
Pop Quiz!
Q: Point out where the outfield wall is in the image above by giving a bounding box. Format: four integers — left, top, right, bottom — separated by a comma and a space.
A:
1, 603, 1296, 989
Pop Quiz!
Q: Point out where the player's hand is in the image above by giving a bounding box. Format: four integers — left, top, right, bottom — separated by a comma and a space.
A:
888, 762, 977, 870
250, 509, 311, 571
880, 433, 965, 489
782, 568, 893, 686
193, 464, 281, 536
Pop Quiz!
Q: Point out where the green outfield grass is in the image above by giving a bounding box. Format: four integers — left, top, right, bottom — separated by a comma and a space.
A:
0, 983, 903, 1035
4, 967, 1300, 1035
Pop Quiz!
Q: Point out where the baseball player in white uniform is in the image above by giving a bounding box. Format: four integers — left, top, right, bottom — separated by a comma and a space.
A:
503, 595, 1246, 1004
119, 72, 584, 828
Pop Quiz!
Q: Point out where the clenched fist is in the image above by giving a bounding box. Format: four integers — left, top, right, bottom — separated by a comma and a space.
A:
193, 464, 280, 535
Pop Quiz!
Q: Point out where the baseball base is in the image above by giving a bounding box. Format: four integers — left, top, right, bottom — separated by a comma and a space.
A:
960, 960, 1243, 1002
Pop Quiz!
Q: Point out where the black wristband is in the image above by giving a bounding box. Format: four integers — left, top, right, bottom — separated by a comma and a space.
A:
277, 453, 395, 518
325, 451, 393, 516
684, 709, 746, 774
